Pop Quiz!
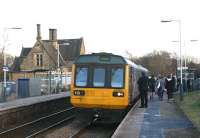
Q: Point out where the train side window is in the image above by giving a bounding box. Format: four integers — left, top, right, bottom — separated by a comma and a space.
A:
75, 67, 88, 87
111, 68, 124, 88
93, 68, 106, 87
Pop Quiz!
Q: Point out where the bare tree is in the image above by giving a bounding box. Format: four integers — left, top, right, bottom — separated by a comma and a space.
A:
125, 50, 178, 76
0, 52, 14, 81
125, 50, 137, 62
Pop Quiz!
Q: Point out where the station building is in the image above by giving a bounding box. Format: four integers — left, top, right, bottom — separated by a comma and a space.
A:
10, 24, 85, 81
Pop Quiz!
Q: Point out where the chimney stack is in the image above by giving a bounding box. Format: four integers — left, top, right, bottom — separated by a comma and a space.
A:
36, 24, 41, 40
49, 29, 57, 41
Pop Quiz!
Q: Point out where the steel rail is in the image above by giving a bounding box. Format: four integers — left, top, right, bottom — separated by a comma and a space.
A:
70, 99, 140, 138
0, 107, 74, 135
25, 115, 75, 138
69, 117, 98, 138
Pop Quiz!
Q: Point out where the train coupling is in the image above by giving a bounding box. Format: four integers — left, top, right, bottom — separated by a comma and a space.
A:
94, 113, 100, 118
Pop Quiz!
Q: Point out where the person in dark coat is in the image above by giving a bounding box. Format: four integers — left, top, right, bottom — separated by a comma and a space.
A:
137, 72, 149, 108
165, 75, 174, 100
172, 75, 176, 93
148, 75, 156, 100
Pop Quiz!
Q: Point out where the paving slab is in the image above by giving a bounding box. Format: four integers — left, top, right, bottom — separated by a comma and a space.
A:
112, 94, 200, 138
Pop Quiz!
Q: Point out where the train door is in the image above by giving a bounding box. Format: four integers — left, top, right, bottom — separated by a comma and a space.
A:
128, 67, 134, 105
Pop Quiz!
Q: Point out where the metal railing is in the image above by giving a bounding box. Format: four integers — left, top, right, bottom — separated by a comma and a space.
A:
0, 74, 71, 103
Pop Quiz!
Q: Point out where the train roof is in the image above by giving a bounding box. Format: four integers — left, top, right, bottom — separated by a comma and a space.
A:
74, 52, 148, 72
124, 58, 148, 72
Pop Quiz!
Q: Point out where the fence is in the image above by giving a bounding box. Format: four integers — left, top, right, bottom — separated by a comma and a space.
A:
192, 78, 200, 91
0, 74, 71, 103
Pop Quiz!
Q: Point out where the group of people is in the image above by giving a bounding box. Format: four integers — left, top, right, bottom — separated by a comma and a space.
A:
137, 72, 176, 108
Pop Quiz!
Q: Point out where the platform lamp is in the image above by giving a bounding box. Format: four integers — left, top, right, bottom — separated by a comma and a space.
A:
2, 27, 22, 101
172, 39, 198, 93
161, 19, 183, 101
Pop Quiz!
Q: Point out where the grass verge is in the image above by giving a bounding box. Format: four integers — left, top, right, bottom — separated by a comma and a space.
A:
175, 91, 200, 131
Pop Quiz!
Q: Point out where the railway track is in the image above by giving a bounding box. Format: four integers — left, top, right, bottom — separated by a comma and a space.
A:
70, 119, 119, 138
0, 107, 75, 138
70, 119, 97, 138
70, 100, 140, 138
70, 118, 97, 138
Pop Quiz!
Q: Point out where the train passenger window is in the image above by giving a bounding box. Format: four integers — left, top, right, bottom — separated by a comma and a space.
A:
93, 68, 105, 87
111, 68, 123, 87
75, 67, 88, 86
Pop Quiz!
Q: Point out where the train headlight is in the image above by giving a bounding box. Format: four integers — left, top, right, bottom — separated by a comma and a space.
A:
113, 91, 124, 97
74, 90, 85, 96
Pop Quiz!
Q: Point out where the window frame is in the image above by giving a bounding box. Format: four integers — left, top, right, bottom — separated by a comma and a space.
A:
92, 66, 107, 88
74, 64, 125, 89
34, 53, 43, 67
110, 65, 125, 88
74, 65, 89, 87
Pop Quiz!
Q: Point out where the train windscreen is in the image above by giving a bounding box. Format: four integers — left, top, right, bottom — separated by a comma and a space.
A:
111, 68, 124, 88
75, 65, 124, 88
75, 67, 88, 87
93, 68, 106, 87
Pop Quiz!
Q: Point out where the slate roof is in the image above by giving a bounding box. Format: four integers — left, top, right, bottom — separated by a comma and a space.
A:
42, 38, 83, 66
20, 48, 31, 57
58, 38, 83, 61
10, 57, 23, 72
11, 47, 31, 72
41, 40, 58, 66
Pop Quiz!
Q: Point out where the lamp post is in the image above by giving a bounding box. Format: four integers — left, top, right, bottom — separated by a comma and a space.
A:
172, 40, 198, 92
2, 27, 22, 100
161, 19, 183, 101
183, 40, 198, 71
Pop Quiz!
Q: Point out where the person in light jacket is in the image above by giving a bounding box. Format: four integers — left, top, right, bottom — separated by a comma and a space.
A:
156, 75, 165, 101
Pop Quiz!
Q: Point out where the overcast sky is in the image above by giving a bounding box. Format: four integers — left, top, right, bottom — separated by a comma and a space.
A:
0, 0, 200, 60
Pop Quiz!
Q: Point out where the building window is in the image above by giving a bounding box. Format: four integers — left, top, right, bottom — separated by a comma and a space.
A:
35, 54, 43, 66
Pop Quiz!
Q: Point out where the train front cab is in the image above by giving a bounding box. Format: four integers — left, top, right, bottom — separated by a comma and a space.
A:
69, 53, 145, 121
70, 64, 129, 110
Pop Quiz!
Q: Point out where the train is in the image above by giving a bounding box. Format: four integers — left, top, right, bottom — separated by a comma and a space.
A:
70, 52, 148, 122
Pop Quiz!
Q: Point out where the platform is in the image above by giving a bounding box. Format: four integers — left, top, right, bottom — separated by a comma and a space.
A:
0, 92, 69, 111
0, 92, 70, 129
112, 94, 200, 138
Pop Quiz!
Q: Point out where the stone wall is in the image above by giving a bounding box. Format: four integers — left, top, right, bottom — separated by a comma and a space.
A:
9, 72, 34, 81
20, 41, 57, 71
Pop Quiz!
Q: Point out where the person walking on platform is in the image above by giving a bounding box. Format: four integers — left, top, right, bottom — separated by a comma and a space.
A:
165, 75, 174, 101
137, 72, 149, 108
156, 75, 165, 101
172, 75, 176, 93
148, 75, 156, 100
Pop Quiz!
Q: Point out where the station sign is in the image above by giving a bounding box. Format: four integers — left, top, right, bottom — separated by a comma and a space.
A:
2, 65, 9, 72
177, 67, 188, 70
